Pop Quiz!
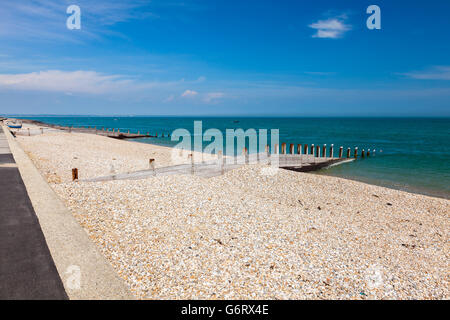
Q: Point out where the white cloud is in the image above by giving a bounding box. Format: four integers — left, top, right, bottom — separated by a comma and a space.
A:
400, 66, 450, 80
181, 89, 198, 97
309, 17, 351, 39
203, 92, 224, 103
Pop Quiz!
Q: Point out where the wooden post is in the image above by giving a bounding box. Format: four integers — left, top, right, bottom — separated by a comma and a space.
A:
243, 147, 248, 164
72, 168, 78, 181
322, 144, 326, 158
218, 151, 224, 175
311, 144, 315, 156
289, 143, 294, 154
338, 146, 343, 158
265, 145, 271, 165
274, 144, 279, 154
330, 144, 334, 158
316, 145, 320, 157
367, 149, 370, 157
188, 154, 194, 175
281, 143, 286, 154
304, 144, 308, 155
361, 149, 365, 158
149, 158, 155, 175
347, 147, 351, 158
354, 147, 358, 159
297, 144, 302, 155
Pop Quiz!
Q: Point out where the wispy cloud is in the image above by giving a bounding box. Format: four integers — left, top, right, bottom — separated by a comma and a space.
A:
181, 89, 198, 97
203, 92, 224, 103
0, 70, 132, 94
309, 16, 351, 39
400, 66, 450, 80
0, 70, 197, 95
0, 0, 154, 41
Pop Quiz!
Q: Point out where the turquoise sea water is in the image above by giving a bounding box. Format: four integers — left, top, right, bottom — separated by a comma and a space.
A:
17, 116, 450, 199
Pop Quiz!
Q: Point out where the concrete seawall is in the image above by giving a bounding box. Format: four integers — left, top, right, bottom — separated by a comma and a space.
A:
1, 124, 134, 300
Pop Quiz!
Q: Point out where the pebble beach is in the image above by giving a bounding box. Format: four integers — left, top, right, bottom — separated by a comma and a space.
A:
15, 129, 449, 300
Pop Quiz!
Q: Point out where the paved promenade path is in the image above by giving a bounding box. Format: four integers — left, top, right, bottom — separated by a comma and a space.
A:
0, 126, 67, 299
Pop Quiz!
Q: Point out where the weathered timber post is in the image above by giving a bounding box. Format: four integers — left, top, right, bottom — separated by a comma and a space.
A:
361, 149, 365, 158
311, 144, 315, 156
367, 149, 370, 157
316, 145, 320, 158
243, 147, 249, 164
266, 145, 271, 165
281, 143, 286, 154
347, 147, 351, 158
149, 159, 156, 176
218, 151, 224, 175
188, 154, 194, 175
289, 144, 294, 154
297, 144, 302, 155
304, 144, 308, 155
274, 144, 279, 154
72, 168, 78, 181
330, 144, 334, 158
322, 144, 326, 158
354, 147, 358, 159
339, 146, 343, 158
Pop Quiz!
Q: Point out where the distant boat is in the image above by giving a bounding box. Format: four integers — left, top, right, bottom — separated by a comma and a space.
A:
6, 119, 22, 129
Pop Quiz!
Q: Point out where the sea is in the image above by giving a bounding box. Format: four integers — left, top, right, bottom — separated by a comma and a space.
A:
15, 116, 450, 199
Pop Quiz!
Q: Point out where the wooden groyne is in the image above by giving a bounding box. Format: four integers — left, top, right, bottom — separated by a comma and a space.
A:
14, 119, 168, 140
75, 142, 375, 181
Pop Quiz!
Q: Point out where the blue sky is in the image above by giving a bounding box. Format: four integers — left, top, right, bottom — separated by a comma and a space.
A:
0, 0, 449, 116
